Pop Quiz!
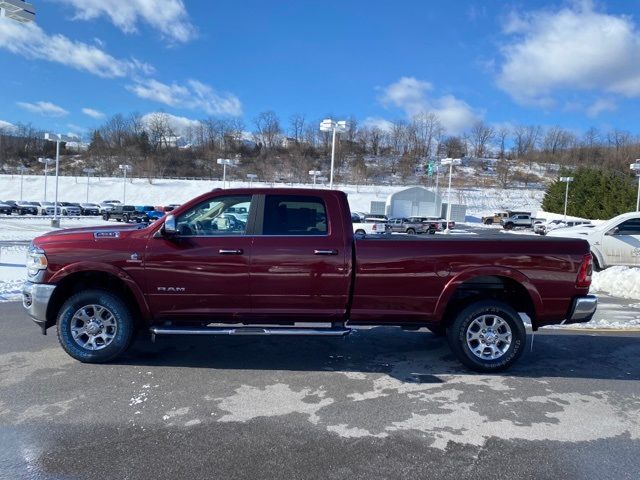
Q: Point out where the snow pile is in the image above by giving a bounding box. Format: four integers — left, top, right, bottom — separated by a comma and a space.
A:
0, 245, 27, 302
590, 267, 640, 300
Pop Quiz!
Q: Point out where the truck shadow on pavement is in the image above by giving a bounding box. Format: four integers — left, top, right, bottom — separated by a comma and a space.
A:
117, 327, 640, 382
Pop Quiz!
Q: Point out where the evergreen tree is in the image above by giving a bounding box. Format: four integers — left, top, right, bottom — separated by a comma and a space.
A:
542, 167, 636, 219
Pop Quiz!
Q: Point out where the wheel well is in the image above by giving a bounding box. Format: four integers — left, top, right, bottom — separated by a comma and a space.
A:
441, 275, 535, 328
46, 271, 144, 331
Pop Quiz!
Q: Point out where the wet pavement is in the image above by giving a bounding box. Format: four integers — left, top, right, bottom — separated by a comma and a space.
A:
1, 301, 639, 480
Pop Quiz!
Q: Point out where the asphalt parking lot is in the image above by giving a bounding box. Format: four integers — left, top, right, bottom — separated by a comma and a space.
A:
1, 301, 639, 480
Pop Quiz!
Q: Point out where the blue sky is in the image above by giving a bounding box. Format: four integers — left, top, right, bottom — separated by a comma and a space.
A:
2, 0, 640, 138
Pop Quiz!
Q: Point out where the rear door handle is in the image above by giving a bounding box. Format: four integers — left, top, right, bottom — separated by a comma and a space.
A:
219, 249, 243, 255
314, 249, 338, 255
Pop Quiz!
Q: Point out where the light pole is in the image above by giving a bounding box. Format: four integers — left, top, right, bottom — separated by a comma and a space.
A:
309, 170, 322, 188
118, 165, 132, 204
44, 133, 75, 227
440, 158, 460, 234
433, 162, 441, 216
38, 157, 54, 202
0, 0, 36, 23
631, 162, 640, 212
18, 165, 26, 201
217, 158, 237, 188
319, 119, 349, 189
247, 173, 257, 187
83, 168, 96, 203
559, 176, 574, 222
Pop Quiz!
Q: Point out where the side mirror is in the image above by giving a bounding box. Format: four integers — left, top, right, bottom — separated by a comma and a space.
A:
605, 227, 619, 236
162, 214, 178, 236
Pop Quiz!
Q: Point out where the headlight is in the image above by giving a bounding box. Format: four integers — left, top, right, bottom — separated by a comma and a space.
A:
26, 245, 48, 278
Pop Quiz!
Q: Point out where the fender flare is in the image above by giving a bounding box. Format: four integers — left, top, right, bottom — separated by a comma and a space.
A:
433, 266, 543, 322
49, 262, 152, 321
590, 246, 606, 270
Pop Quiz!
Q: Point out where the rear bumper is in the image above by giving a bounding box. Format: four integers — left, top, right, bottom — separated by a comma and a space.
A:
22, 282, 56, 331
564, 295, 598, 325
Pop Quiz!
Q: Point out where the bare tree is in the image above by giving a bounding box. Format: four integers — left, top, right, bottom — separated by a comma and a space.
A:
288, 114, 305, 143
469, 120, 495, 158
253, 111, 282, 150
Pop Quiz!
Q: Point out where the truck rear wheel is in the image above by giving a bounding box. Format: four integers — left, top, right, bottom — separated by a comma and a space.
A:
447, 300, 526, 372
56, 289, 135, 363
406, 228, 416, 235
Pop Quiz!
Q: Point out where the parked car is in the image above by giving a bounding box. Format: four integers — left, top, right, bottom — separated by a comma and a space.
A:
60, 202, 82, 216
22, 188, 596, 372
547, 212, 639, 269
536, 219, 592, 235
99, 201, 121, 214
501, 213, 534, 230
0, 201, 12, 215
352, 213, 385, 235
104, 204, 148, 223
483, 211, 531, 225
79, 203, 101, 216
386, 217, 435, 235
13, 201, 39, 215
135, 205, 164, 222
35, 202, 62, 216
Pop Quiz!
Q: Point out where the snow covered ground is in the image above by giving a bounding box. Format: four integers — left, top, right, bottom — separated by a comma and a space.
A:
0, 245, 27, 301
0, 174, 544, 218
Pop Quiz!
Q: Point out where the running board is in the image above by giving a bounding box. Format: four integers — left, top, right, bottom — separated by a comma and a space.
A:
149, 326, 352, 337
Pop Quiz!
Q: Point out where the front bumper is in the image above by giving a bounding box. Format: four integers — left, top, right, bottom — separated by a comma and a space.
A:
22, 282, 56, 332
564, 295, 598, 325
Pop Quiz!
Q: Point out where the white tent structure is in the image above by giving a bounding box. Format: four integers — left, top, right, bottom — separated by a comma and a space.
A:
385, 187, 442, 218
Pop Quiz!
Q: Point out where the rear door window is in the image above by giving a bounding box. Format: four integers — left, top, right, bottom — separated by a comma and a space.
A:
262, 195, 328, 235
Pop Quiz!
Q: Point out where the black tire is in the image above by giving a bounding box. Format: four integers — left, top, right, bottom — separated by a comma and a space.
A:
56, 289, 135, 363
62, 210, 68, 216
355, 229, 366, 235
102, 213, 109, 221
504, 222, 514, 230
484, 218, 494, 225
406, 228, 416, 235
446, 300, 526, 372
122, 214, 129, 223
425, 324, 447, 336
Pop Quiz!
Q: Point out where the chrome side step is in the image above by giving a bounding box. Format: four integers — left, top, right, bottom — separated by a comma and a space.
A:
149, 326, 352, 337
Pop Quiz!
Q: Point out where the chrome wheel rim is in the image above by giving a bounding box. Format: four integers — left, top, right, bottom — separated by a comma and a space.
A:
70, 304, 118, 351
466, 314, 512, 360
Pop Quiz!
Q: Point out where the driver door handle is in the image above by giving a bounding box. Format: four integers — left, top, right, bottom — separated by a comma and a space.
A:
314, 249, 338, 255
219, 249, 243, 255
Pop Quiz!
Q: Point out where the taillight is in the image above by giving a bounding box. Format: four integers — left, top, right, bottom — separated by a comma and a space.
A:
576, 253, 593, 288
372, 224, 377, 231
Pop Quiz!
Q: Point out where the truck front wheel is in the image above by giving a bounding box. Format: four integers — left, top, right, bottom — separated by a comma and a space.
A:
447, 300, 526, 372
56, 289, 135, 363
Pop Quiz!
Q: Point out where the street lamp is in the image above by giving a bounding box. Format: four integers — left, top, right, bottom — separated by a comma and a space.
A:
247, 173, 258, 187
37, 157, 54, 202
217, 158, 237, 188
559, 176, 574, 222
118, 165, 132, 204
83, 168, 96, 203
44, 133, 75, 227
308, 170, 322, 188
440, 158, 460, 234
0, 0, 36, 23
631, 162, 640, 212
18, 165, 26, 201
319, 119, 349, 189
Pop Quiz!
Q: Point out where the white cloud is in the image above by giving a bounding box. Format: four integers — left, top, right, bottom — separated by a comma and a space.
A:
53, 0, 196, 43
0, 120, 16, 132
497, 2, 640, 106
82, 108, 105, 119
141, 112, 200, 135
379, 77, 479, 134
0, 17, 152, 78
17, 101, 69, 117
586, 98, 617, 118
128, 79, 242, 117
362, 117, 394, 132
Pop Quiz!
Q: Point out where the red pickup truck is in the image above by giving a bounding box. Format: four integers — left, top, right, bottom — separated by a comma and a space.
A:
22, 188, 596, 372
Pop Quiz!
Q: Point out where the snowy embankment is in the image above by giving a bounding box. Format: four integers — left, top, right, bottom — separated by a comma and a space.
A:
590, 267, 640, 300
0, 174, 544, 218
0, 245, 27, 301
